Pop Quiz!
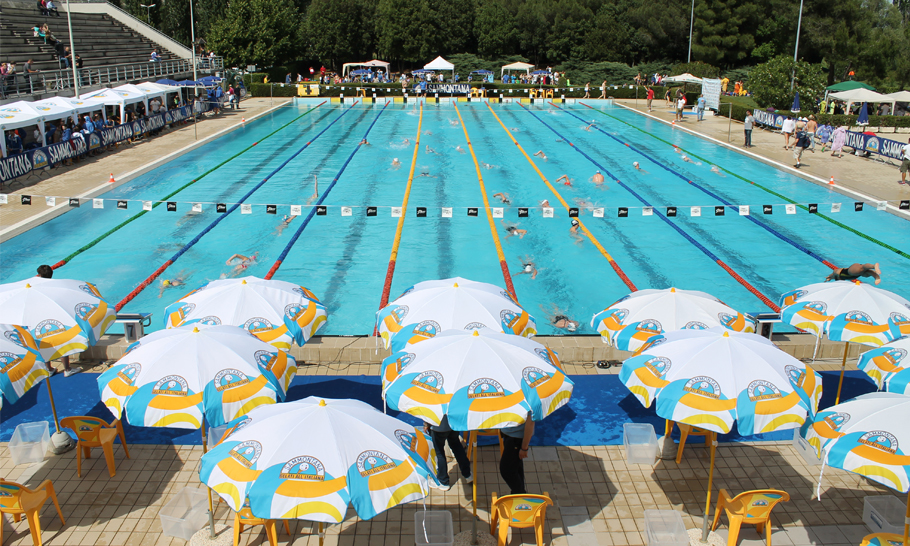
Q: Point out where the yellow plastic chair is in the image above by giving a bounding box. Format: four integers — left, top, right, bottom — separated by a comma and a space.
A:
356, 88, 367, 98
529, 89, 539, 98
0, 480, 65, 546
545, 89, 554, 99
466, 430, 504, 461
490, 492, 553, 546
666, 420, 716, 463
233, 506, 291, 546
60, 416, 130, 478
711, 489, 789, 546
860, 532, 905, 546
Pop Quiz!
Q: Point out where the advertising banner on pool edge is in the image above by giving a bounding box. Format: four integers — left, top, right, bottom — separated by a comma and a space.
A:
0, 103, 209, 184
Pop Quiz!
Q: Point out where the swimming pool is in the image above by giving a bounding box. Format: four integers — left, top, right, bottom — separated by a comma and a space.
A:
2, 100, 908, 336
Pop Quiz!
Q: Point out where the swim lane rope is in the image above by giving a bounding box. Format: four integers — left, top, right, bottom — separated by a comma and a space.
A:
376, 101, 424, 313
265, 101, 391, 280
550, 102, 838, 270
580, 102, 910, 261
485, 102, 638, 292
453, 102, 519, 301
52, 101, 328, 271
115, 100, 359, 311
518, 102, 779, 312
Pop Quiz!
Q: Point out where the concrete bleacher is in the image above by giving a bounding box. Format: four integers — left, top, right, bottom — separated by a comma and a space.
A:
0, 3, 181, 73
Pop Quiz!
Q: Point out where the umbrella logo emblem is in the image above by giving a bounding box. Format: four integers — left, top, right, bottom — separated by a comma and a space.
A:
280, 456, 325, 481
823, 412, 850, 430
889, 313, 910, 333
395, 429, 418, 452
117, 363, 141, 384
292, 286, 321, 302
522, 366, 550, 388
171, 303, 196, 322
534, 348, 557, 366
33, 319, 66, 339
0, 352, 23, 374
635, 320, 662, 334
751, 499, 769, 507
225, 416, 253, 439
683, 376, 721, 399
390, 305, 409, 324
214, 369, 250, 392
284, 303, 308, 321
780, 289, 808, 307
411, 370, 443, 393
468, 378, 504, 399
74, 302, 98, 320
229, 440, 263, 468
501, 310, 525, 331
243, 318, 274, 334
784, 365, 807, 388
844, 310, 873, 325
717, 313, 743, 330
464, 322, 488, 331
254, 350, 278, 371
747, 380, 782, 401
195, 316, 222, 326
152, 375, 189, 396
412, 320, 440, 339
32, 151, 49, 169
643, 357, 671, 378
500, 290, 518, 304
3, 329, 25, 347
874, 348, 907, 367
683, 321, 710, 330
858, 431, 899, 454
356, 450, 395, 476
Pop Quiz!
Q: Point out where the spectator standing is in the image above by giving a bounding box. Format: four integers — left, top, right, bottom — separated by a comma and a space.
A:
424, 416, 472, 491
646, 86, 654, 111
899, 137, 910, 185
830, 125, 847, 157
584, 82, 590, 99
781, 116, 796, 149
599, 80, 607, 99
285, 72, 291, 85
805, 115, 818, 152
23, 59, 38, 93
793, 126, 810, 168
696, 94, 706, 121
743, 110, 754, 147
499, 413, 534, 495
675, 95, 685, 121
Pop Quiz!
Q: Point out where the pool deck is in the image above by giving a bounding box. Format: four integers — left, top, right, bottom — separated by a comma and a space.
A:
613, 99, 910, 220
0, 98, 293, 241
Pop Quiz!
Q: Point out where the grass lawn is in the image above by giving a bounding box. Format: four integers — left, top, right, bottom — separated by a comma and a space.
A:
719, 94, 760, 109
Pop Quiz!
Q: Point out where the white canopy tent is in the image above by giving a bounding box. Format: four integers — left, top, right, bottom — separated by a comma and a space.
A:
423, 56, 455, 81
342, 59, 391, 77
133, 82, 180, 112
883, 90, 910, 102
500, 61, 534, 77
81, 88, 147, 123
828, 88, 892, 112
35, 96, 108, 122
0, 102, 44, 157
663, 73, 703, 84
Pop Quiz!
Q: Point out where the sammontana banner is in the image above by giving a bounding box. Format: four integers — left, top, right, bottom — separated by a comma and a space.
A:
0, 104, 205, 184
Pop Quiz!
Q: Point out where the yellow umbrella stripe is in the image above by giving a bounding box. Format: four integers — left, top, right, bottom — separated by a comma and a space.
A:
535, 373, 565, 398
216, 458, 263, 482
853, 445, 910, 466
106, 377, 138, 397
386, 483, 423, 509
104, 398, 122, 416
635, 367, 670, 389
368, 461, 416, 491
22, 369, 49, 392
222, 375, 271, 402
252, 325, 290, 343
149, 392, 204, 410
405, 406, 441, 424
679, 393, 737, 412
629, 385, 653, 406
45, 341, 89, 360
152, 413, 201, 428
759, 414, 804, 433
679, 414, 730, 432
547, 390, 573, 415
851, 465, 905, 491
235, 396, 278, 417
275, 476, 347, 498
477, 412, 527, 430
213, 482, 243, 509
754, 391, 803, 414
281, 501, 343, 522
845, 334, 888, 347
471, 390, 525, 412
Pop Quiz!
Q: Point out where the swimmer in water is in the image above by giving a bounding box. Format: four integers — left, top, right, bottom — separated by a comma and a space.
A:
423, 130, 433, 135
225, 252, 258, 278
540, 303, 580, 332
275, 214, 295, 236
591, 170, 605, 187
450, 119, 460, 126
556, 175, 572, 187
392, 158, 402, 169
403, 138, 410, 145
633, 162, 641, 170
455, 146, 466, 154
510, 127, 520, 132
493, 192, 512, 205
569, 219, 584, 244
306, 176, 319, 205
681, 154, 693, 163
583, 122, 595, 131
418, 172, 437, 178
673, 145, 681, 153
825, 263, 882, 284
539, 199, 550, 208
534, 150, 548, 161
481, 162, 495, 170
158, 270, 188, 298
501, 220, 527, 240
425, 145, 436, 154
360, 138, 369, 145
513, 256, 538, 279
573, 197, 593, 213
710, 165, 725, 177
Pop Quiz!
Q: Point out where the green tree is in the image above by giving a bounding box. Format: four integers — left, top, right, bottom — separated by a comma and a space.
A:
429, 0, 476, 56
306, 0, 376, 69
375, 0, 432, 64
545, 0, 594, 63
514, 0, 551, 64
672, 61, 721, 78
692, 0, 762, 67
474, 0, 518, 59
749, 55, 826, 109
584, 2, 632, 64
206, 0, 301, 68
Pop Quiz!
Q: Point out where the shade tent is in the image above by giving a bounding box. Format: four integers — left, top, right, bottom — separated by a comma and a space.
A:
0, 102, 43, 157
424, 56, 454, 72
500, 61, 534, 77
341, 59, 390, 77
663, 73, 703, 84
34, 96, 107, 120
826, 81, 876, 92
828, 88, 894, 113
81, 88, 147, 123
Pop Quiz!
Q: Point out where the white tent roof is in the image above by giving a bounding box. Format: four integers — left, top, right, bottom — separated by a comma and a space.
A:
81, 88, 145, 106
664, 73, 703, 84
828, 88, 890, 103
0, 101, 43, 131
136, 82, 179, 94
501, 62, 534, 76
115, 84, 165, 101
424, 56, 454, 71
882, 91, 910, 102
342, 59, 390, 76
35, 96, 107, 119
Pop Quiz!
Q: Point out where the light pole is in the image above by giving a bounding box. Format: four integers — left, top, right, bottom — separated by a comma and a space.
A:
189, 0, 198, 140
687, 0, 695, 63
139, 3, 156, 23
65, 0, 79, 95
791, 0, 804, 91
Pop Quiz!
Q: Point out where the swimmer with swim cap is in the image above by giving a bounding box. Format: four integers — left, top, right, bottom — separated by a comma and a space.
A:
534, 150, 548, 161
556, 175, 572, 187
482, 162, 495, 170
633, 162, 640, 170
392, 158, 401, 168
681, 154, 693, 163
456, 146, 466, 154
226, 253, 258, 278
360, 138, 369, 145
513, 255, 538, 279
541, 303, 580, 332
569, 219, 584, 244
425, 145, 435, 154
825, 263, 881, 284
540, 200, 550, 208
493, 192, 512, 205
275, 214, 295, 236
501, 220, 527, 239
158, 270, 188, 298
591, 171, 605, 186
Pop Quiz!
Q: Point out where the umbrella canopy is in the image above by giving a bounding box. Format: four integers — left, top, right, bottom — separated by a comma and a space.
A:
382, 328, 573, 430
0, 277, 116, 361
163, 276, 327, 351
780, 281, 910, 346
0, 324, 49, 407
97, 324, 296, 429
375, 277, 535, 353
591, 287, 756, 352
199, 397, 436, 522
791, 91, 801, 112
826, 81, 876, 92
857, 336, 910, 393
858, 102, 870, 125
621, 328, 821, 434
156, 79, 180, 86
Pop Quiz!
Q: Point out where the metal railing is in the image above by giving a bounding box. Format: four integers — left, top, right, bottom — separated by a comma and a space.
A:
0, 57, 223, 100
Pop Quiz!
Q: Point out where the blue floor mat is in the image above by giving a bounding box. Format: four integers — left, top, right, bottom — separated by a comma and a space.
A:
0, 371, 876, 446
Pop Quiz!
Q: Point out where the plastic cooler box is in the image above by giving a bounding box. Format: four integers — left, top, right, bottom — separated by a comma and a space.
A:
624, 423, 658, 465
159, 487, 209, 541
792, 428, 822, 465
9, 422, 50, 466
645, 510, 688, 546
863, 495, 906, 535
415, 510, 453, 546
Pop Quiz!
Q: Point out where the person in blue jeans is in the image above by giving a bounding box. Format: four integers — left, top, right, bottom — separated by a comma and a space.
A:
499, 412, 535, 495
426, 415, 472, 491
696, 94, 706, 121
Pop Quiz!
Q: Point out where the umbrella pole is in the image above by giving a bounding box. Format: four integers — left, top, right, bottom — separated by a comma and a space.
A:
835, 342, 849, 405
904, 491, 909, 546
811, 334, 822, 362
470, 431, 479, 544
700, 432, 717, 542
44, 379, 62, 434
201, 424, 217, 539
318, 521, 324, 546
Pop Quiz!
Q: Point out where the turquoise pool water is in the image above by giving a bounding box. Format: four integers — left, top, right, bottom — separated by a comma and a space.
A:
2, 100, 908, 335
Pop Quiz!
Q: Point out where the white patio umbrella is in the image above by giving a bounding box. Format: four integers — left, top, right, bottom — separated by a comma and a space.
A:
0, 324, 50, 408
199, 397, 436, 545
857, 336, 910, 394
164, 276, 327, 351
591, 287, 756, 352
